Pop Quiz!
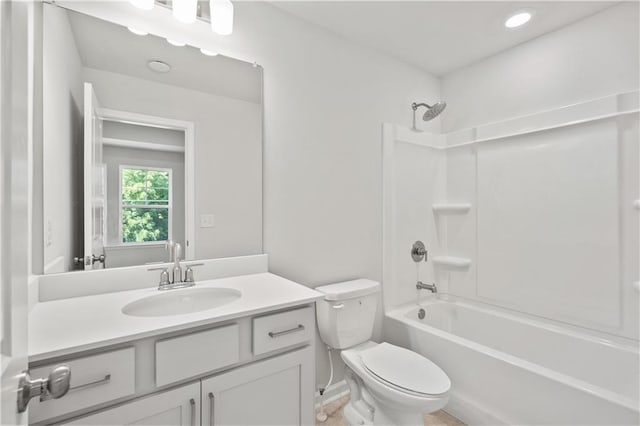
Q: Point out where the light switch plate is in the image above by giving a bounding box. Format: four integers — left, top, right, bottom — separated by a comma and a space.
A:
200, 214, 215, 228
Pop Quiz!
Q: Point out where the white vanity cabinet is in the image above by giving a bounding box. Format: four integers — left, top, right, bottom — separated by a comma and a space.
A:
30, 304, 317, 426
63, 383, 200, 426
202, 347, 314, 426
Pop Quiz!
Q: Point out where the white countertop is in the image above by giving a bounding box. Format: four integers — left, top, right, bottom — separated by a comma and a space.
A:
29, 273, 323, 363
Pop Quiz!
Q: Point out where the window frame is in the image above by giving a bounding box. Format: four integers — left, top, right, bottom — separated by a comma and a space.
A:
118, 164, 173, 245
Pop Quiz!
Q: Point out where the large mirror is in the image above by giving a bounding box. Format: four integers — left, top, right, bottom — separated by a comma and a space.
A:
40, 3, 263, 273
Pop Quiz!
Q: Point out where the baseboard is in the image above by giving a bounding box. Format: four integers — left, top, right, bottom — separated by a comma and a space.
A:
315, 380, 349, 408
446, 392, 510, 426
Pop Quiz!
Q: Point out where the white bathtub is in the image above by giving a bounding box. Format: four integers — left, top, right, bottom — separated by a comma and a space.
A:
384, 295, 640, 425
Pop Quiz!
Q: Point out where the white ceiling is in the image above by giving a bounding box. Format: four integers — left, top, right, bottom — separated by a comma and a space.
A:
272, 1, 617, 76
67, 9, 262, 104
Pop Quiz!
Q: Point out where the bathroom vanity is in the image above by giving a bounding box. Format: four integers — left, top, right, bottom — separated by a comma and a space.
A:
28, 271, 322, 425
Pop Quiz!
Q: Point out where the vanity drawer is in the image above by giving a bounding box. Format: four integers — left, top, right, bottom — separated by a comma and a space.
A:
253, 306, 314, 355
30, 347, 135, 423
155, 323, 240, 387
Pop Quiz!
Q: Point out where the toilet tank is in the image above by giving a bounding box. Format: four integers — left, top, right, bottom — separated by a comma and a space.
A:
315, 279, 380, 349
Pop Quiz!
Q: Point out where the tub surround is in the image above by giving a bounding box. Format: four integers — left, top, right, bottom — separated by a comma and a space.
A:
385, 296, 640, 425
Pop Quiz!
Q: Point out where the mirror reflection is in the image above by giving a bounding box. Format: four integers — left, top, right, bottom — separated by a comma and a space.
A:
41, 4, 263, 273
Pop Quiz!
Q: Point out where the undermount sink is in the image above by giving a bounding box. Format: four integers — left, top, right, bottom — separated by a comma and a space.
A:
122, 287, 241, 317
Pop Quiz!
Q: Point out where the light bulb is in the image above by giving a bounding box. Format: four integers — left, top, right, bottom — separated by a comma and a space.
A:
200, 48, 219, 56
166, 38, 186, 47
173, 0, 198, 24
128, 27, 149, 36
210, 0, 234, 36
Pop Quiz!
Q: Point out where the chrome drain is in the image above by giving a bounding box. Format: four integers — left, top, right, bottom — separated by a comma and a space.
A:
418, 308, 426, 319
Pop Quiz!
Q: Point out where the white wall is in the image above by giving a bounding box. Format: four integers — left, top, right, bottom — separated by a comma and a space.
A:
228, 3, 441, 385
441, 2, 639, 132
42, 5, 84, 273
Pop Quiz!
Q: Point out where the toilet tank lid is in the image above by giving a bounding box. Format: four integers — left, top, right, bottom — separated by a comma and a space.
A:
315, 279, 380, 301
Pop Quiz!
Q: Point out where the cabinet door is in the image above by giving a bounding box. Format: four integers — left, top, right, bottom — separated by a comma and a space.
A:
63, 383, 200, 426
202, 346, 314, 426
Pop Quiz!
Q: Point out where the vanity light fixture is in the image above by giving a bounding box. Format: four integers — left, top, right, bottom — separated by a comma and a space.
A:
210, 0, 234, 35
130, 0, 235, 36
147, 60, 171, 73
166, 38, 187, 47
173, 0, 198, 24
504, 10, 533, 28
127, 27, 149, 36
200, 48, 219, 56
129, 0, 154, 11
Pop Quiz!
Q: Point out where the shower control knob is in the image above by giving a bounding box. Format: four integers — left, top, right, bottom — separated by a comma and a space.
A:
411, 240, 428, 262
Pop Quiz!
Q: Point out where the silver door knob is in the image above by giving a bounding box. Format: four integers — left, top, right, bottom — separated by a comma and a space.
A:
17, 365, 71, 412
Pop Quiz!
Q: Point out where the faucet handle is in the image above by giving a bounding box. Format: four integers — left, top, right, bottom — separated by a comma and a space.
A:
183, 263, 204, 283
411, 241, 428, 262
148, 267, 171, 287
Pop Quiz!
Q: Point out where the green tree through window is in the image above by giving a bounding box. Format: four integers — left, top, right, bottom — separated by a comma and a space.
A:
121, 167, 171, 243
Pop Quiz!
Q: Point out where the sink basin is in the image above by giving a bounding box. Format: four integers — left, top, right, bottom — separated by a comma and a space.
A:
122, 287, 241, 317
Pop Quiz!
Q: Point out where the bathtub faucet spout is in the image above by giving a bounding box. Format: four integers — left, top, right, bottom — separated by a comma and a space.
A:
417, 281, 437, 293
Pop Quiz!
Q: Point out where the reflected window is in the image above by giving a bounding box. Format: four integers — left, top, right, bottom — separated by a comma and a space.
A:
120, 167, 172, 243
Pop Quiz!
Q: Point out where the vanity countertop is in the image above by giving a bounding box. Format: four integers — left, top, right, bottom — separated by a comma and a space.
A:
29, 272, 323, 363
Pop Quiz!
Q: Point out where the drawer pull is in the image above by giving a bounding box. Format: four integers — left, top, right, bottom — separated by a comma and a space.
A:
208, 392, 215, 426
68, 374, 111, 393
190, 398, 196, 426
268, 324, 305, 338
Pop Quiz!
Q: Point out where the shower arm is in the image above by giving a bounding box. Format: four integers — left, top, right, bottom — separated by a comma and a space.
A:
412, 102, 433, 130
411, 102, 433, 111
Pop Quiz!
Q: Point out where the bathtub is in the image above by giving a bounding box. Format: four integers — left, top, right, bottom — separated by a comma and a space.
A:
384, 295, 640, 425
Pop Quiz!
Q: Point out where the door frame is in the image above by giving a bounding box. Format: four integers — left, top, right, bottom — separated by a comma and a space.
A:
99, 108, 196, 259
1, 0, 32, 424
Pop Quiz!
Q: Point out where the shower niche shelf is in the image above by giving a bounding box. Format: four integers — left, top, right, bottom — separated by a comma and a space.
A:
432, 203, 472, 214
433, 256, 471, 269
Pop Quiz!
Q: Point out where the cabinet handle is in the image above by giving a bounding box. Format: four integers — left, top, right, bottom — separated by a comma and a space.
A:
190, 398, 196, 426
208, 392, 215, 426
268, 324, 305, 338
67, 374, 111, 394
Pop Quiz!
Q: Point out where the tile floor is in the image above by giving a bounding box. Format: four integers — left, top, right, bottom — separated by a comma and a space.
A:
316, 396, 466, 426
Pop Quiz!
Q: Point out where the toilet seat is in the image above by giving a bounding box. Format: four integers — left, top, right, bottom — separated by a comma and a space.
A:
359, 343, 450, 396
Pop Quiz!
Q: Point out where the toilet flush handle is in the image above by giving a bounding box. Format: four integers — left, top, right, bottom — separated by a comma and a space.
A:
332, 303, 344, 309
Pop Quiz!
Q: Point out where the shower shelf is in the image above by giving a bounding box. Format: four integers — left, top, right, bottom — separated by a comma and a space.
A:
432, 256, 471, 269
432, 203, 471, 214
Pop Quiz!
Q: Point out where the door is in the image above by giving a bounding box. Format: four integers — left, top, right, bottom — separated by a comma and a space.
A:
63, 382, 200, 425
202, 347, 315, 426
82, 82, 105, 270
0, 1, 30, 425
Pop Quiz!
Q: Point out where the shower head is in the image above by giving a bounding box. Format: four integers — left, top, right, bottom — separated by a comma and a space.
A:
412, 101, 447, 121
411, 101, 447, 131
422, 102, 447, 120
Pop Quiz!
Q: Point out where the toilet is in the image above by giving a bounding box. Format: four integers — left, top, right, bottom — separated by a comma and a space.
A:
315, 279, 450, 426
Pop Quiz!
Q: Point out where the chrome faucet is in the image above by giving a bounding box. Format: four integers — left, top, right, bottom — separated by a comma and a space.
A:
416, 281, 437, 293
171, 243, 183, 285
148, 242, 203, 290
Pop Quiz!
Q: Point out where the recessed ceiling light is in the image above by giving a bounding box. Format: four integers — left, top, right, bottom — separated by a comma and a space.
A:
166, 38, 186, 47
200, 48, 219, 57
147, 60, 171, 73
127, 27, 148, 36
504, 11, 533, 29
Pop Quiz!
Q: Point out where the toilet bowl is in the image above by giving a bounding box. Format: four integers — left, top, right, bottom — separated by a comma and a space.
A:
315, 279, 451, 426
341, 341, 450, 425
